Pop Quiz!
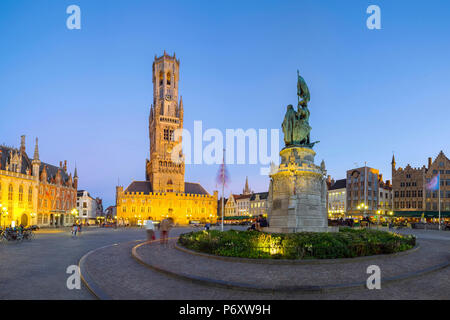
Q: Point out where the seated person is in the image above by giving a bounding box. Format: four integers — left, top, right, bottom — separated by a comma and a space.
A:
259, 215, 268, 228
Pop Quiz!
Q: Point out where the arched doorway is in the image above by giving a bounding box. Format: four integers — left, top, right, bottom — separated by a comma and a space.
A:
50, 214, 54, 226
21, 214, 28, 226
60, 214, 64, 226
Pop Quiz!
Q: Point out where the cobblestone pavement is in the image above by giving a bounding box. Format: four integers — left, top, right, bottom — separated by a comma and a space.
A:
84, 229, 450, 300
135, 237, 448, 288
1, 227, 449, 299
0, 227, 152, 299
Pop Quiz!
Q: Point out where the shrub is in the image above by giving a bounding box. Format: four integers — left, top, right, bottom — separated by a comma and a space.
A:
178, 228, 416, 260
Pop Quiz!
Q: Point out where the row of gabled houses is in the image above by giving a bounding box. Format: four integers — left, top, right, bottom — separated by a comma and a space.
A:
327, 151, 450, 222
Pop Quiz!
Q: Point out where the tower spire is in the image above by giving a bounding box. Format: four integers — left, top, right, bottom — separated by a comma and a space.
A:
243, 176, 251, 195
33, 137, 39, 160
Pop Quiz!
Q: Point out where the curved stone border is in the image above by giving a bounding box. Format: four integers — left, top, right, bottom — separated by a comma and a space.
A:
175, 241, 420, 265
79, 239, 145, 300
132, 240, 450, 293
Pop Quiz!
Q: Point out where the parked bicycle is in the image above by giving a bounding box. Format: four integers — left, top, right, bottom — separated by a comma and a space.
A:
0, 227, 34, 242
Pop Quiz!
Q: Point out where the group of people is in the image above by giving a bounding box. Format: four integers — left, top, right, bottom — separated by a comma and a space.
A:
145, 218, 173, 244
71, 223, 83, 237
248, 215, 269, 231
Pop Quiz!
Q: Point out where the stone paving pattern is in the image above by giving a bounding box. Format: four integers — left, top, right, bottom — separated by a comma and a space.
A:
1, 226, 449, 299
84, 236, 450, 299
135, 238, 448, 289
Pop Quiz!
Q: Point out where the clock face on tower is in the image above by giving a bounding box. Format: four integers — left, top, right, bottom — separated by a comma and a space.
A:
165, 94, 171, 101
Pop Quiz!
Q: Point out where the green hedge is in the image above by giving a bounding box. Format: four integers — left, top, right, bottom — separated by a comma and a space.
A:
178, 228, 416, 260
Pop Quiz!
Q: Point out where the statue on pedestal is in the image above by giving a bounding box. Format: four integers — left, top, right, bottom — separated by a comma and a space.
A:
281, 70, 318, 148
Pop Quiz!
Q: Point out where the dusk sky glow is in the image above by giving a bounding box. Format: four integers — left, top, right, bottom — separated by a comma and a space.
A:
1, 0, 450, 206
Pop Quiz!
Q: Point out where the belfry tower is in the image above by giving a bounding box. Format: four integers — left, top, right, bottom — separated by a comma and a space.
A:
146, 51, 185, 193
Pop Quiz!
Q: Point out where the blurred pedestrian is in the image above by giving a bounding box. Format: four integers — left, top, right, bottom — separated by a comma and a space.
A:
72, 224, 78, 238
159, 218, 173, 245
145, 219, 156, 242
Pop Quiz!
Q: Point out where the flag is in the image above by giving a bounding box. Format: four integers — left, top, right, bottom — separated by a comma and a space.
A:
216, 162, 230, 187
426, 173, 440, 191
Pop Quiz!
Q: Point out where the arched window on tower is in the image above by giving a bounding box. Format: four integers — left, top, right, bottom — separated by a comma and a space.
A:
159, 71, 163, 86
167, 72, 171, 85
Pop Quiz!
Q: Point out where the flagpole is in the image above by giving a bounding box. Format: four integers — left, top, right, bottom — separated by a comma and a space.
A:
221, 148, 225, 232
439, 173, 441, 231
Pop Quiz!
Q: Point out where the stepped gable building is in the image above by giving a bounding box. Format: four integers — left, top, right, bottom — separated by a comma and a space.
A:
223, 178, 268, 217
392, 151, 450, 216
249, 192, 269, 217
0, 136, 77, 227
116, 52, 218, 225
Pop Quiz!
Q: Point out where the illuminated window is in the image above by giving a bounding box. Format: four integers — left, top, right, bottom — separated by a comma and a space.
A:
19, 185, 23, 203
28, 187, 32, 205
8, 184, 13, 201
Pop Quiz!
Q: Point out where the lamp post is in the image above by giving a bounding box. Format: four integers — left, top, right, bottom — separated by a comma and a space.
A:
357, 203, 368, 227
356, 203, 368, 217
0, 204, 8, 228
71, 208, 78, 224
30, 213, 36, 226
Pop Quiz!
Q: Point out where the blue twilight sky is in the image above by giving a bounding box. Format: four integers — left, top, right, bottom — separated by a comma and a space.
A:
1, 0, 450, 207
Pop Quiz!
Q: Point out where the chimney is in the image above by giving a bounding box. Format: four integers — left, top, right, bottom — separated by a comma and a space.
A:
428, 157, 432, 169
59, 161, 63, 168
20, 135, 26, 154
64, 160, 67, 172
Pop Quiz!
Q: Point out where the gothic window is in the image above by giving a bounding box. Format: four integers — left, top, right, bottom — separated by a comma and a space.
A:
167, 72, 171, 85
159, 71, 163, 86
8, 184, 13, 201
164, 129, 174, 141
18, 185, 23, 203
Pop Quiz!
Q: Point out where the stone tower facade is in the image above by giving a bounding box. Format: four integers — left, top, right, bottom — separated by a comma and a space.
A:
146, 52, 185, 193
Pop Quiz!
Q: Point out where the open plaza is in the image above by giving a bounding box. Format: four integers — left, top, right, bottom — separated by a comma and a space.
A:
0, 225, 448, 300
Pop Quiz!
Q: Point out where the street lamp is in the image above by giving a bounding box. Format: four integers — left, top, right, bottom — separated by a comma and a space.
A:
356, 203, 368, 217
0, 204, 8, 228
30, 212, 36, 225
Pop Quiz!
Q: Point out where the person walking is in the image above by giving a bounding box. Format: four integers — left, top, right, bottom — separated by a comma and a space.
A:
145, 219, 155, 242
72, 223, 78, 238
159, 218, 173, 245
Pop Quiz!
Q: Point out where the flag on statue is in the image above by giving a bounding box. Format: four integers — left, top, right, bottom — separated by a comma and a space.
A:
425, 173, 440, 191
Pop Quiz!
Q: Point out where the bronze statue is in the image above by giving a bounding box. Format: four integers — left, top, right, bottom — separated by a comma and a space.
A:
282, 105, 296, 146
281, 70, 318, 148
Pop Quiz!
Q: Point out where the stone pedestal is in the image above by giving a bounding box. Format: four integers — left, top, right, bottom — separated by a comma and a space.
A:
266, 146, 334, 233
